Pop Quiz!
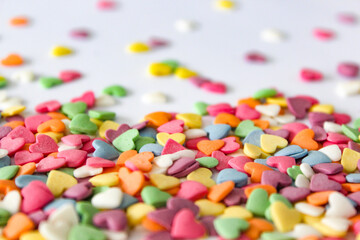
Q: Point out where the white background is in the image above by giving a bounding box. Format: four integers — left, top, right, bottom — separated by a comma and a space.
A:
0, 0, 360, 239
0, 0, 360, 125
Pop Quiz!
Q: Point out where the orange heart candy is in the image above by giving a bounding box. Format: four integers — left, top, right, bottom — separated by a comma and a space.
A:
244, 162, 273, 183
0, 180, 20, 195
144, 111, 172, 128
244, 218, 274, 240
291, 129, 319, 151
3, 213, 35, 240
208, 181, 235, 203
37, 119, 66, 133
197, 140, 225, 156
244, 184, 276, 198
117, 150, 138, 166
125, 151, 154, 172
237, 98, 261, 108
214, 113, 241, 128
118, 167, 145, 196
1, 54, 24, 66
306, 191, 334, 206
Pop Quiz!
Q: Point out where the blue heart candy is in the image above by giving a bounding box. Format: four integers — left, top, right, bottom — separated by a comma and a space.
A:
242, 130, 264, 147
204, 124, 231, 140
139, 143, 164, 156
217, 168, 248, 187
301, 150, 331, 166
93, 139, 119, 160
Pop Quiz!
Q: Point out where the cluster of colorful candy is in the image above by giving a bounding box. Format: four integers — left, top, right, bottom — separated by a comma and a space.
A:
0, 88, 359, 240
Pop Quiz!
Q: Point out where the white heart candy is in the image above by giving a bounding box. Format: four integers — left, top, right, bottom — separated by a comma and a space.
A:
73, 165, 103, 178
260, 28, 285, 43
103, 230, 128, 240
141, 92, 167, 104
0, 190, 21, 214
201, 116, 215, 128
326, 192, 356, 218
96, 94, 116, 107
174, 19, 197, 33
154, 155, 173, 168
295, 202, 324, 217
39, 220, 72, 240
91, 187, 123, 209
323, 121, 342, 133
300, 163, 314, 179
171, 149, 196, 160
260, 115, 278, 127
11, 70, 35, 83
57, 142, 80, 152
294, 174, 310, 188
184, 129, 207, 139
0, 149, 8, 158
0, 97, 23, 109
61, 119, 72, 135
287, 224, 321, 238
274, 114, 296, 124
0, 90, 8, 102
49, 204, 79, 225
321, 217, 351, 232
336, 80, 360, 97
255, 104, 280, 117
148, 164, 167, 175
319, 145, 342, 162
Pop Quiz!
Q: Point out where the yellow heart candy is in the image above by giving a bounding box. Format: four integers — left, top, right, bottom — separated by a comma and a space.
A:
89, 172, 119, 187
174, 67, 197, 79
341, 148, 360, 173
46, 170, 77, 197
187, 168, 216, 188
243, 143, 269, 159
150, 173, 180, 190
156, 132, 186, 146
90, 118, 103, 127
195, 199, 226, 217
312, 221, 346, 238
215, 0, 235, 10
270, 201, 301, 232
303, 214, 322, 225
98, 120, 120, 139
221, 206, 253, 220
176, 113, 202, 129
20, 230, 45, 240
50, 45, 73, 57
266, 97, 287, 107
260, 134, 288, 153
309, 104, 334, 114
148, 63, 173, 76
1, 105, 26, 117
127, 42, 150, 53
126, 203, 155, 226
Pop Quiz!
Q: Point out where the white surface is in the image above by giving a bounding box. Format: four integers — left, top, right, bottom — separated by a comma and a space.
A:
0, 0, 360, 125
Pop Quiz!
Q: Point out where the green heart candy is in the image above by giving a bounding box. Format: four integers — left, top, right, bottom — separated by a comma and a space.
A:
196, 157, 219, 168
0, 76, 8, 88
235, 120, 261, 138
0, 165, 19, 180
103, 85, 127, 97
214, 217, 249, 239
161, 59, 180, 72
0, 208, 11, 226
245, 188, 270, 217
193, 101, 209, 116
113, 129, 139, 152
287, 165, 302, 180
69, 224, 106, 240
135, 136, 156, 151
57, 168, 74, 177
265, 193, 293, 220
39, 77, 63, 89
141, 186, 171, 208
92, 186, 109, 196
354, 118, 360, 129
88, 110, 116, 121
261, 232, 295, 240
342, 124, 360, 142
253, 88, 277, 99
70, 113, 98, 135
76, 201, 99, 225
61, 101, 87, 119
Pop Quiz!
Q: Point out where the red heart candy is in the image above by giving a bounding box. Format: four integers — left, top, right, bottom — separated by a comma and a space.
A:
300, 68, 323, 82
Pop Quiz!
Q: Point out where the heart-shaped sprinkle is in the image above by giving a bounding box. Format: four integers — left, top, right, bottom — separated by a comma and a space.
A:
93, 210, 127, 231
286, 97, 312, 119
171, 209, 206, 239
310, 173, 342, 192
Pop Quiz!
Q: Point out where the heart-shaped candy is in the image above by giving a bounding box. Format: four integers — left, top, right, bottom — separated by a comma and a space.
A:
260, 134, 288, 153
91, 187, 123, 209
171, 209, 206, 239
286, 97, 312, 119
118, 167, 145, 196
93, 210, 127, 231
29, 134, 58, 154
270, 201, 301, 232
113, 129, 140, 152
21, 181, 54, 214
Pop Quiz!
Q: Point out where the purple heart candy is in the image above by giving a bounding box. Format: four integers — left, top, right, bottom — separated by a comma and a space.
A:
264, 129, 290, 140
311, 126, 327, 142
261, 170, 292, 188
144, 231, 172, 240
200, 216, 218, 236
279, 186, 311, 203
167, 197, 199, 216
93, 210, 127, 231
147, 208, 177, 230
308, 112, 335, 127
312, 163, 343, 175
63, 181, 93, 201
167, 157, 199, 178
310, 173, 342, 192
349, 141, 360, 153
223, 188, 247, 206
105, 124, 131, 142
0, 126, 12, 140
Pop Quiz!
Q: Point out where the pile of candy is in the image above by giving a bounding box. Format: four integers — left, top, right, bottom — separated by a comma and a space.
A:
0, 87, 359, 240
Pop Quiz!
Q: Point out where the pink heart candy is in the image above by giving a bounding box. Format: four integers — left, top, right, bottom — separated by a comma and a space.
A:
81, 138, 107, 153
220, 137, 240, 154
14, 150, 44, 165
300, 68, 323, 82
171, 209, 206, 239
201, 82, 227, 94
286, 97, 312, 119
145, 231, 172, 240
294, 95, 319, 105
148, 37, 168, 48
347, 192, 360, 208
327, 172, 347, 184
21, 180, 54, 214
266, 156, 296, 173
212, 151, 232, 171
28, 210, 47, 226
59, 70, 82, 83
5, 115, 24, 122
161, 138, 186, 155
0, 136, 26, 156
207, 103, 235, 116
71, 91, 95, 108
350, 141, 360, 153
333, 113, 351, 125
0, 126, 12, 140
245, 52, 267, 63
63, 181, 93, 201
7, 126, 35, 143
261, 170, 292, 188
313, 28, 335, 40
279, 186, 311, 203
338, 13, 357, 24
327, 132, 351, 144
57, 149, 88, 168
310, 173, 342, 192
235, 104, 261, 120
25, 115, 52, 133
131, 121, 148, 130
35, 100, 62, 113
337, 62, 359, 78
176, 181, 208, 201
61, 134, 91, 147
188, 76, 211, 88
167, 157, 199, 178
228, 156, 252, 175
97, 0, 116, 10
93, 210, 127, 231
185, 136, 209, 150
105, 124, 131, 142
36, 156, 66, 172
29, 134, 58, 154
147, 209, 177, 230
70, 30, 90, 39
167, 197, 199, 216
157, 120, 184, 134
282, 122, 308, 141
86, 157, 115, 168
